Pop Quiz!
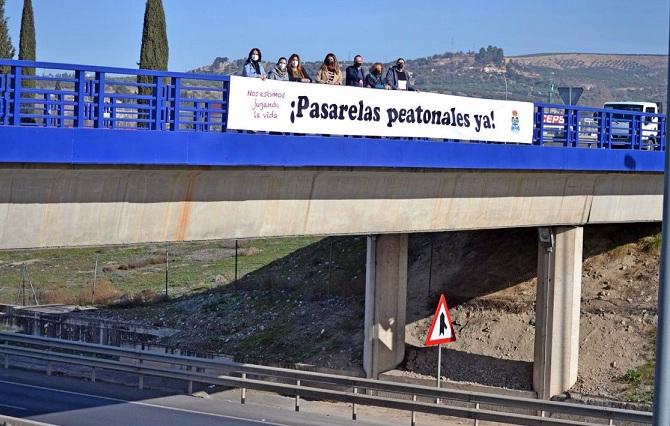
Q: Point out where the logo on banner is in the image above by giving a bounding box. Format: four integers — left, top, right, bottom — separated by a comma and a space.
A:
511, 110, 520, 133
425, 294, 456, 346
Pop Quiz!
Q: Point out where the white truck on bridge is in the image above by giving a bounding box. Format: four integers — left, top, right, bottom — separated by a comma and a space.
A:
603, 101, 662, 148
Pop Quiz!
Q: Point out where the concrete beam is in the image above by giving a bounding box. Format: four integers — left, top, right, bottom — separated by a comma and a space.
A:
0, 166, 662, 249
364, 234, 408, 378
534, 226, 583, 398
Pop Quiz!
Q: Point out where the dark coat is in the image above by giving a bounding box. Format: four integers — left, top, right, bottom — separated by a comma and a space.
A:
385, 66, 415, 91
345, 65, 365, 87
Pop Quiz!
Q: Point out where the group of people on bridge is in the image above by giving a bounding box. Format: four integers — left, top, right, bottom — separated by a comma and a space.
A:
241, 48, 417, 91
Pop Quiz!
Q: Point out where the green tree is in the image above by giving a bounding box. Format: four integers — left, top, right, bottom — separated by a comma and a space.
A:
18, 0, 35, 87
474, 45, 504, 67
139, 0, 168, 72
137, 0, 168, 127
0, 0, 16, 74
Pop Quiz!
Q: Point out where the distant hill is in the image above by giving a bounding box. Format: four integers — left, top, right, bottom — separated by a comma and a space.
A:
191, 52, 668, 108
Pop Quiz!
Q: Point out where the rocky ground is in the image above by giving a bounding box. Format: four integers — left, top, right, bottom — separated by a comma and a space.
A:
84, 224, 661, 404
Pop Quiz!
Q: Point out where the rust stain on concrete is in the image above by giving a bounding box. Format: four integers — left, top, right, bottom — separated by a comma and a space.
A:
175, 172, 199, 241
162, 173, 181, 241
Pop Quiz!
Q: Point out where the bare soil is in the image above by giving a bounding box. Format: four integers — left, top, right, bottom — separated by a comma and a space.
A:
85, 224, 661, 404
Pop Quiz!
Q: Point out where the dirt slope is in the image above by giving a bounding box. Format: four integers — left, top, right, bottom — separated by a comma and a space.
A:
88, 224, 661, 403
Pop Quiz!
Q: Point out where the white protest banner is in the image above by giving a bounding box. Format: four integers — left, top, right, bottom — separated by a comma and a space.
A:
227, 76, 534, 143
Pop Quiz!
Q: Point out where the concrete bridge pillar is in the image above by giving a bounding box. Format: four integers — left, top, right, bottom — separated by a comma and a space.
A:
534, 226, 583, 399
363, 234, 408, 378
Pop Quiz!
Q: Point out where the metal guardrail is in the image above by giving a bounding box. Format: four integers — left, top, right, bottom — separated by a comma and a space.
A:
0, 60, 666, 151
0, 415, 55, 426
0, 332, 651, 426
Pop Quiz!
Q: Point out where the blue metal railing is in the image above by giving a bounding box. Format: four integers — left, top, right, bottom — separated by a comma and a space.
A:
534, 102, 666, 151
0, 59, 230, 131
0, 60, 666, 151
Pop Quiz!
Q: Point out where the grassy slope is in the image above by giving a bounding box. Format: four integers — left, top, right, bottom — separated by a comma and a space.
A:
0, 237, 321, 306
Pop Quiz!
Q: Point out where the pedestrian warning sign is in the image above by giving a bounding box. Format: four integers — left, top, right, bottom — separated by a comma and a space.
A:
425, 294, 456, 346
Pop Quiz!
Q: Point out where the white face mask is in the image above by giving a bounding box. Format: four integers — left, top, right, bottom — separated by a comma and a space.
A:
278, 63, 287, 70
251, 54, 259, 61
291, 60, 299, 67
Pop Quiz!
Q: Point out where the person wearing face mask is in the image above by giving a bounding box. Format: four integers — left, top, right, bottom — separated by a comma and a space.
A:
345, 55, 365, 87
316, 53, 343, 85
385, 58, 416, 91
365, 63, 389, 89
267, 57, 289, 81
287, 53, 313, 83
242, 48, 267, 80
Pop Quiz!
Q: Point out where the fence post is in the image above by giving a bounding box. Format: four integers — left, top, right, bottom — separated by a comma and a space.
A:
94, 72, 106, 128
92, 254, 98, 305
152, 76, 164, 130
634, 115, 642, 149
170, 77, 180, 131
596, 112, 607, 148
234, 240, 238, 282
20, 263, 26, 306
352, 386, 357, 420
204, 100, 211, 131
10, 66, 22, 125
573, 109, 580, 147
411, 394, 416, 426
295, 379, 300, 412
0, 74, 6, 125
563, 108, 571, 147
605, 112, 613, 149
534, 105, 543, 146
165, 244, 169, 297
73, 70, 86, 128
241, 372, 246, 404
222, 78, 230, 132
138, 357, 144, 389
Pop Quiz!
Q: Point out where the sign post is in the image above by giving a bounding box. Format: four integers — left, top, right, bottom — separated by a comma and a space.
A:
425, 294, 456, 401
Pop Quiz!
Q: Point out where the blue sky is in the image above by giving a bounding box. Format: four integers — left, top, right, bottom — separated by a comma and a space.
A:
3, 0, 669, 71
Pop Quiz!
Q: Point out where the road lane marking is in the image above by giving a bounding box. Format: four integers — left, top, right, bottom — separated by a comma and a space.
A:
0, 379, 291, 425
0, 403, 27, 410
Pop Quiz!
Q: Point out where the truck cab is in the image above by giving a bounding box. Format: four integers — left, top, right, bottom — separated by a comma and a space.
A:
602, 101, 661, 149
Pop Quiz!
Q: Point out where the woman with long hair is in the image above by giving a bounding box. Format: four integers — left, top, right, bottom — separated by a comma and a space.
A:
267, 57, 289, 81
366, 63, 389, 89
315, 53, 342, 85
243, 48, 266, 79
287, 53, 312, 83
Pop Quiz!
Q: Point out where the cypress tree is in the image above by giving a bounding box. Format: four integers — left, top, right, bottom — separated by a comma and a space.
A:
138, 0, 168, 124
0, 0, 15, 74
18, 0, 35, 87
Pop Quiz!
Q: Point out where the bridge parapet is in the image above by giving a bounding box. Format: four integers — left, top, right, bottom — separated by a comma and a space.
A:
0, 59, 665, 172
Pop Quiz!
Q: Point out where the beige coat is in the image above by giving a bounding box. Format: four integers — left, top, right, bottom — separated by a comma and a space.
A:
316, 67, 343, 85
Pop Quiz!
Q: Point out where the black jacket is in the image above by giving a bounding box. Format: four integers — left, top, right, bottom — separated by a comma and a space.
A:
345, 65, 365, 86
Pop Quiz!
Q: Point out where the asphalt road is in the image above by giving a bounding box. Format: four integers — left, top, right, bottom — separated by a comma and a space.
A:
0, 369, 386, 426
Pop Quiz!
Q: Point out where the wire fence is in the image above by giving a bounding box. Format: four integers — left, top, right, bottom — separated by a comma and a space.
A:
0, 236, 330, 307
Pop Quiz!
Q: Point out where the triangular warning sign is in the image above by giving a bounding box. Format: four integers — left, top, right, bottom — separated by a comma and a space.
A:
425, 294, 456, 346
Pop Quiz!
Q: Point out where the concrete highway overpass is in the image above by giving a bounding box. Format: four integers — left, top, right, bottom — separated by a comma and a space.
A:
0, 59, 666, 400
